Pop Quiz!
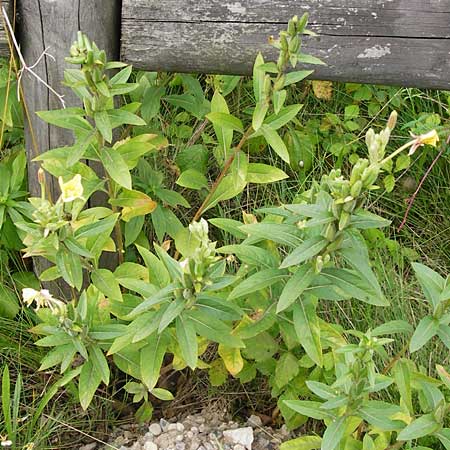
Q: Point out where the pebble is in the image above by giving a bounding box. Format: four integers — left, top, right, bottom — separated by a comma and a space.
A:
247, 415, 262, 428
143, 443, 158, 450
198, 424, 207, 433
233, 446, 246, 450
149, 423, 162, 436
160, 419, 170, 432
223, 428, 254, 450
176, 423, 185, 432
176, 443, 186, 450
168, 423, 179, 432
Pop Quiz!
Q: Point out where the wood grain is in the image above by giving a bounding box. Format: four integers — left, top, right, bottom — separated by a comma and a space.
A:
0, 0, 11, 57
121, 0, 450, 89
17, 0, 121, 293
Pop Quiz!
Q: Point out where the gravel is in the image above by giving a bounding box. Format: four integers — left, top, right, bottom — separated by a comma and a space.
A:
87, 408, 291, 450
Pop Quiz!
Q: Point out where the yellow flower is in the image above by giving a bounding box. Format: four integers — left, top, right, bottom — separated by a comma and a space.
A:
58, 174, 84, 202
408, 129, 439, 155
418, 129, 439, 147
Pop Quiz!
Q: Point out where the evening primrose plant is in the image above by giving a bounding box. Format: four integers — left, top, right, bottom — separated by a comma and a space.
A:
16, 15, 450, 450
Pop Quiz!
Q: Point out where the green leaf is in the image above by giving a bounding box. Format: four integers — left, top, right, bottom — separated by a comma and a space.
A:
0, 285, 19, 319
209, 218, 246, 239
412, 262, 446, 311
280, 436, 321, 450
186, 309, 244, 348
239, 223, 302, 247
358, 401, 404, 431
206, 112, 244, 133
435, 429, 450, 450
260, 124, 290, 163
74, 213, 118, 239
321, 267, 388, 307
397, 414, 440, 441
89, 346, 110, 385
293, 297, 323, 367
151, 388, 174, 401
284, 400, 333, 421
36, 108, 92, 132
284, 70, 314, 86
321, 416, 346, 450
253, 52, 265, 102
280, 236, 328, 268
384, 174, 395, 193
176, 316, 198, 370
91, 269, 123, 302
99, 147, 132, 189
278, 264, 315, 312
176, 169, 208, 190
265, 104, 303, 130
140, 332, 168, 390
158, 298, 185, 333
252, 101, 269, 131
79, 359, 102, 410
409, 316, 439, 353
275, 352, 299, 388
56, 249, 83, 290
94, 110, 112, 143
350, 210, 391, 229
108, 109, 146, 127
246, 163, 288, 184
393, 359, 413, 413
229, 268, 286, 299
298, 54, 326, 66
372, 320, 414, 336
210, 91, 233, 161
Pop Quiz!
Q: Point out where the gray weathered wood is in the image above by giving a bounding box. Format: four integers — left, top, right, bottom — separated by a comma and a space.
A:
0, 0, 11, 57
121, 0, 450, 89
17, 0, 120, 293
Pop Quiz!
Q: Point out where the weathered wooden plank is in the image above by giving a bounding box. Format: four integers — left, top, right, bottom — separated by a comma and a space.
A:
0, 0, 11, 57
17, 0, 120, 293
121, 0, 450, 89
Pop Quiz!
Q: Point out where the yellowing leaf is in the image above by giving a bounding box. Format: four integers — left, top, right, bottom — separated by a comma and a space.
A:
312, 80, 333, 100
218, 345, 244, 376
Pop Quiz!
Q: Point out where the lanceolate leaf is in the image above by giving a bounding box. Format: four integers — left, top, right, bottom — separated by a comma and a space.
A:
409, 316, 439, 353
229, 268, 286, 300
278, 264, 315, 313
79, 359, 102, 410
397, 414, 440, 441
292, 297, 323, 366
412, 262, 446, 312
176, 315, 198, 370
99, 147, 131, 189
260, 124, 290, 163
321, 415, 346, 450
91, 268, 123, 302
281, 236, 328, 269
140, 332, 169, 390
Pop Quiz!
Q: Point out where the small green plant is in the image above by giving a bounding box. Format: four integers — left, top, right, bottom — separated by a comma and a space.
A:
16, 13, 450, 450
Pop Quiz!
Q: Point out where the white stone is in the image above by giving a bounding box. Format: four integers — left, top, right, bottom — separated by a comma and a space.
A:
168, 423, 179, 432
176, 423, 185, 432
149, 423, 162, 436
143, 443, 158, 450
247, 415, 262, 428
223, 428, 254, 450
234, 446, 246, 450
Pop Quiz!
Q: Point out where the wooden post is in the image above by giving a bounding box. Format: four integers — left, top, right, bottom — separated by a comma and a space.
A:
16, 0, 121, 292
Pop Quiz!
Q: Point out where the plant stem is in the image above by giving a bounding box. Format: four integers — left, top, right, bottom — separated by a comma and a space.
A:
382, 342, 409, 375
192, 126, 254, 222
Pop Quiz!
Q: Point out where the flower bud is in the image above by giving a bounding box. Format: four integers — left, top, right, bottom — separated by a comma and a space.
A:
350, 180, 362, 197
387, 110, 398, 130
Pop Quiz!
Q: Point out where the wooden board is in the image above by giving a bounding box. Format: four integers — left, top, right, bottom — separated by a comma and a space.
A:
0, 0, 11, 56
17, 0, 121, 293
121, 0, 450, 89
